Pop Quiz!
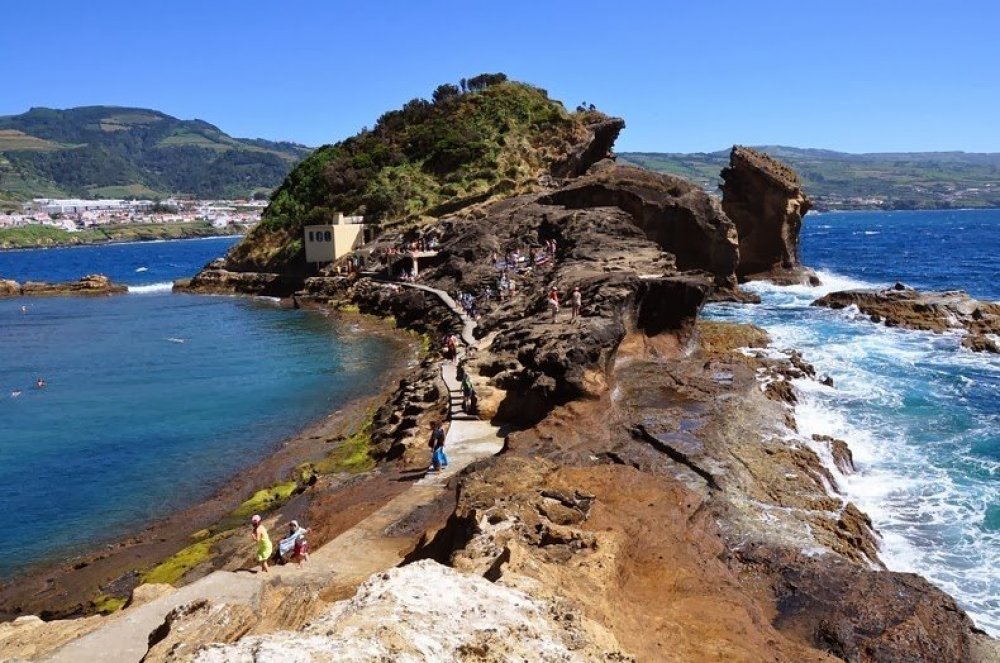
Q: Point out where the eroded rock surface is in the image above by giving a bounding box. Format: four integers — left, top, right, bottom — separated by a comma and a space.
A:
192, 561, 631, 662
813, 282, 1000, 353
721, 145, 815, 283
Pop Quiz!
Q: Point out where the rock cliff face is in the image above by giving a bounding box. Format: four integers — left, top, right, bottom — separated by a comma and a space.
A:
814, 283, 1000, 353
721, 145, 815, 283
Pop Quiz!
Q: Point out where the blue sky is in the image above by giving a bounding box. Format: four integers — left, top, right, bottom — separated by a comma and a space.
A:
2, 0, 998, 153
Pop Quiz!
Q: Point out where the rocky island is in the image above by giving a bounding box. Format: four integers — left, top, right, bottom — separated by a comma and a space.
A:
2, 77, 995, 662
0, 274, 127, 297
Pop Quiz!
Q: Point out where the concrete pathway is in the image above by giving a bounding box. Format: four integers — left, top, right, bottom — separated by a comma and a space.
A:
45, 280, 502, 663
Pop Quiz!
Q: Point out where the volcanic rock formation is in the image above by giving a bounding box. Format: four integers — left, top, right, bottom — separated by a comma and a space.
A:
814, 282, 1000, 353
721, 145, 815, 283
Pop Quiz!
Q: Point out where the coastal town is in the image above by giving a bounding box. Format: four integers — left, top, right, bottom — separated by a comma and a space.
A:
0, 198, 266, 231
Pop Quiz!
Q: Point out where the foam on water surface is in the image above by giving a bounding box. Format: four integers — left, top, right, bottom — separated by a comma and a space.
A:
707, 209, 1000, 635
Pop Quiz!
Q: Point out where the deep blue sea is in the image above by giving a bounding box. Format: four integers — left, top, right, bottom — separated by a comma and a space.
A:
0, 237, 401, 578
706, 209, 1000, 636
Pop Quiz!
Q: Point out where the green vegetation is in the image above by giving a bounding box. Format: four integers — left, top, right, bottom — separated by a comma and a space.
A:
298, 410, 376, 481
92, 593, 127, 615
141, 533, 227, 585
0, 106, 311, 200
229, 481, 299, 520
619, 147, 1000, 210
0, 220, 241, 249
229, 74, 608, 271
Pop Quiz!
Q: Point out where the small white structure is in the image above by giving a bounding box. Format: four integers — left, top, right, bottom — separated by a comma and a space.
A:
304, 213, 365, 264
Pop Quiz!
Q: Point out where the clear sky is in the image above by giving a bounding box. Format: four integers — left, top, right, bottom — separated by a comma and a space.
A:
2, 0, 998, 153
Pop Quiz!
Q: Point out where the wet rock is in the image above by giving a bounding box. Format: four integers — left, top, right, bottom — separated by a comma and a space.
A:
721, 146, 814, 283
812, 434, 855, 474
813, 284, 1000, 353
739, 543, 980, 663
765, 378, 796, 404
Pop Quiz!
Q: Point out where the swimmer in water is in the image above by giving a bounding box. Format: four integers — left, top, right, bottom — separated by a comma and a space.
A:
21, 305, 28, 314
35, 377, 46, 389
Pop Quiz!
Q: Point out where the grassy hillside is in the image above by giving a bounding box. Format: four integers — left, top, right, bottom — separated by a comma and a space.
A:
620, 148, 1000, 210
0, 106, 311, 200
228, 74, 611, 272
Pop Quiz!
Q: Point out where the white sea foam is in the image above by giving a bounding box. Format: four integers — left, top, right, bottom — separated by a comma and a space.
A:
706, 268, 1000, 635
135, 266, 148, 272
128, 282, 173, 294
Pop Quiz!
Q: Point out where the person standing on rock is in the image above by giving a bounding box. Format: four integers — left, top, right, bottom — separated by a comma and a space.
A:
571, 287, 582, 321
428, 421, 448, 472
547, 286, 560, 321
250, 514, 271, 573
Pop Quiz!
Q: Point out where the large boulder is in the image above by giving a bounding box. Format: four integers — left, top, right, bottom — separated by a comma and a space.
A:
721, 146, 813, 282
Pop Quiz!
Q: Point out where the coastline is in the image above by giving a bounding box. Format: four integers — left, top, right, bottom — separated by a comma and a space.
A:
0, 309, 419, 620
0, 224, 243, 251
709, 269, 1000, 636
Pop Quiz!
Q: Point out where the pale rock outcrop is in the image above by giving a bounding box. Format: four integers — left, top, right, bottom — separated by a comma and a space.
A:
193, 561, 631, 662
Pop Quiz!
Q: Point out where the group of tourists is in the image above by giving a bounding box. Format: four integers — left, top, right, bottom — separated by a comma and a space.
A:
490, 238, 558, 274
456, 290, 479, 318
249, 515, 311, 574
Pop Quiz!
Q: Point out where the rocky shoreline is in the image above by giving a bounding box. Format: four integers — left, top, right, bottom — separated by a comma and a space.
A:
133, 153, 994, 657
2, 88, 996, 660
0, 313, 417, 622
814, 282, 1000, 353
0, 274, 127, 297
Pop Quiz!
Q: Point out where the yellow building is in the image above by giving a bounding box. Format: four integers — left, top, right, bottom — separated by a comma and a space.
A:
304, 213, 365, 264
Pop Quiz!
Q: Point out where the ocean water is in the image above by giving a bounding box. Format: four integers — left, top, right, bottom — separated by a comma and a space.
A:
706, 209, 1000, 635
0, 237, 400, 578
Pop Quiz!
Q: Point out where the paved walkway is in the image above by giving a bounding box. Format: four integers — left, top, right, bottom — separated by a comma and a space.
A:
46, 280, 501, 663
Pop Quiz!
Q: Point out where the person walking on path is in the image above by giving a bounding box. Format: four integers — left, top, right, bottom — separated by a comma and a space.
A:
427, 421, 448, 472
547, 286, 560, 321
250, 514, 271, 573
461, 372, 475, 413
571, 286, 582, 321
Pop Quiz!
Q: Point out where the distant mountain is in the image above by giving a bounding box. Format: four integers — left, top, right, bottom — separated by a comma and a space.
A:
0, 106, 312, 201
619, 147, 1000, 210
